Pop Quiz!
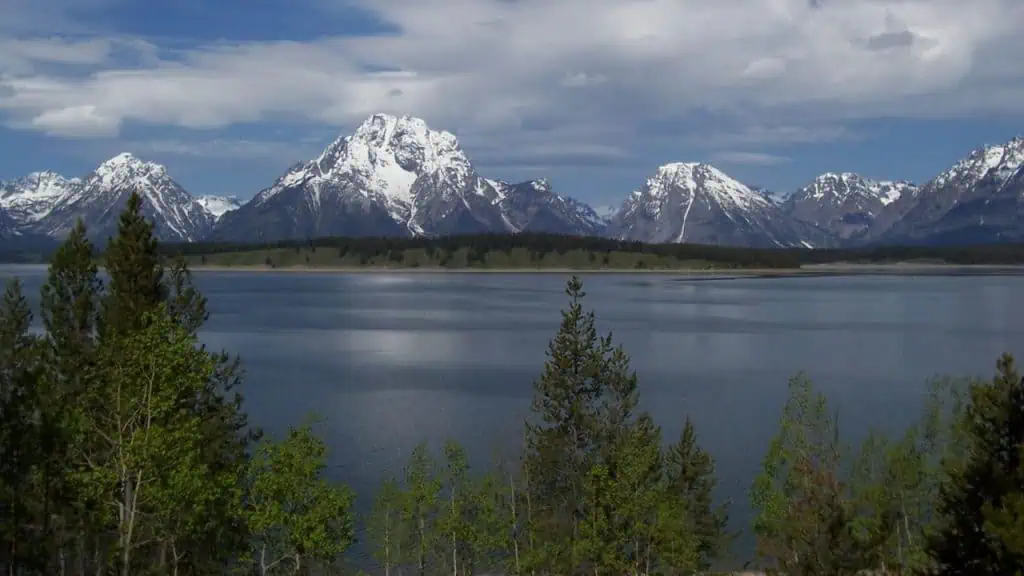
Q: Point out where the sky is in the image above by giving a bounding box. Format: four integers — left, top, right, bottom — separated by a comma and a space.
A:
1, 0, 1022, 208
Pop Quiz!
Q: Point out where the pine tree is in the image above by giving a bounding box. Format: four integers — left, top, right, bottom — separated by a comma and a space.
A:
97, 195, 254, 571
927, 353, 1024, 574
35, 219, 106, 575
665, 417, 730, 571
0, 279, 43, 573
99, 191, 165, 339
521, 276, 649, 574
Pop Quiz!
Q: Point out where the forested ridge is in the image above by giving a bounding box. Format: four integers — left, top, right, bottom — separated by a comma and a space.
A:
158, 235, 1024, 270
1, 193, 1023, 575
6, 233, 1024, 268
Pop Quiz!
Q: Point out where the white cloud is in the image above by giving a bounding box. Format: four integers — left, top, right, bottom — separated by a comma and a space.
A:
711, 151, 790, 166
0, 0, 1021, 162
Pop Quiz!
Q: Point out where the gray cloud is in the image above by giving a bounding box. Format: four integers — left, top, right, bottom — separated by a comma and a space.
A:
710, 151, 791, 166
0, 0, 1020, 168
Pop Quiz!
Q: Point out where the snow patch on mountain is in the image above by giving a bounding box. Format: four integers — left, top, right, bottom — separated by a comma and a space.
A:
197, 195, 241, 221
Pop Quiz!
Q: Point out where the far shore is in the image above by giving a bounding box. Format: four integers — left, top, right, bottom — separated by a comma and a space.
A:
182, 262, 1024, 277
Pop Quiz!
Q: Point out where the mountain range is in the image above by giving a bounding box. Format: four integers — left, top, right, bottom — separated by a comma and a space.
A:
1, 114, 1022, 249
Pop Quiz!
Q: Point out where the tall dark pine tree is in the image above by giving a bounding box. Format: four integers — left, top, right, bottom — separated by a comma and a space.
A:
99, 191, 165, 339
36, 219, 105, 574
0, 279, 42, 574
521, 276, 643, 574
95, 194, 254, 571
41, 219, 102, 357
928, 353, 1024, 574
665, 418, 730, 571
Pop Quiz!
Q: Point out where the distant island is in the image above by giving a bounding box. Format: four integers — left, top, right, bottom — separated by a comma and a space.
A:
138, 233, 1024, 273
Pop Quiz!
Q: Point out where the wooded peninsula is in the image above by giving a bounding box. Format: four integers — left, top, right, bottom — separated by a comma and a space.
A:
1, 196, 1023, 575
163, 234, 1024, 271
5, 233, 1024, 270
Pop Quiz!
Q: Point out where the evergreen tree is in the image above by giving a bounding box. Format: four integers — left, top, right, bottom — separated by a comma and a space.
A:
35, 220, 106, 575
927, 354, 1024, 574
521, 276, 658, 575
99, 191, 165, 339
0, 279, 43, 573
664, 417, 730, 571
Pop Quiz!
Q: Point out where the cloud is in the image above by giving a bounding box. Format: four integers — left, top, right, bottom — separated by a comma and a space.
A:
710, 151, 790, 166
0, 0, 1021, 161
128, 138, 315, 160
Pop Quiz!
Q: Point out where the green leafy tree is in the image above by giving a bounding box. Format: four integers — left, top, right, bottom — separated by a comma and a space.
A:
751, 374, 863, 575
437, 441, 472, 576
245, 417, 355, 575
369, 478, 407, 576
80, 307, 223, 575
401, 443, 441, 576
928, 354, 1024, 574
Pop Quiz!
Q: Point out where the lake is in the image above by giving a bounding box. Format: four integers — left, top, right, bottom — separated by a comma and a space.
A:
2, 265, 1022, 561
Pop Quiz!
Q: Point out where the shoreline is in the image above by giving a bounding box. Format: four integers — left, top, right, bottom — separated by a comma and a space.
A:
183, 263, 1024, 276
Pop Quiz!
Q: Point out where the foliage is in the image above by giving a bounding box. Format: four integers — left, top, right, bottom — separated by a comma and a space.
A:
927, 354, 1024, 574
245, 417, 355, 575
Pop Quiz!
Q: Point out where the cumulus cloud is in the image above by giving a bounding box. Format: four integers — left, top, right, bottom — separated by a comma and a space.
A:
0, 0, 1021, 163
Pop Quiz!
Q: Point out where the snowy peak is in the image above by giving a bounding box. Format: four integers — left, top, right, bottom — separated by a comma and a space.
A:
260, 113, 473, 228
0, 170, 83, 223
608, 161, 809, 248
643, 162, 769, 211
794, 172, 915, 207
933, 136, 1024, 188
91, 152, 170, 188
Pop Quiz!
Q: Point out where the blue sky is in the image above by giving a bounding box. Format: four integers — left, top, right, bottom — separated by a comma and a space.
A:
1, 0, 1022, 208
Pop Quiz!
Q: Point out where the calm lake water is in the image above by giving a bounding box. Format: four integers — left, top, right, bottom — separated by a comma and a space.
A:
2, 265, 1022, 559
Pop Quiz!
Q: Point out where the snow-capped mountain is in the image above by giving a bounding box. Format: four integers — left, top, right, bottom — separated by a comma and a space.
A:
197, 195, 242, 221
782, 173, 917, 240
32, 153, 214, 243
864, 137, 1024, 245
214, 114, 604, 241
0, 171, 83, 225
605, 163, 831, 248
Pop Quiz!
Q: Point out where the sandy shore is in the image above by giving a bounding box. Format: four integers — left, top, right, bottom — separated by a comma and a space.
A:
186, 262, 1024, 276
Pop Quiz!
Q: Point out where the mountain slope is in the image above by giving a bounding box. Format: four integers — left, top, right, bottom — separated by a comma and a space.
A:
783, 173, 917, 240
37, 153, 213, 243
0, 171, 83, 226
213, 114, 604, 241
605, 163, 833, 248
867, 138, 1024, 245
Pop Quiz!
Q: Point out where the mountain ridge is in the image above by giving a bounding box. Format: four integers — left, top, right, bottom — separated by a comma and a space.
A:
1, 116, 1021, 249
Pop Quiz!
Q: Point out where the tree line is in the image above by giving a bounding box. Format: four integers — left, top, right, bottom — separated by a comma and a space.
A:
161, 234, 1024, 269
1, 193, 1022, 574
7, 232, 1024, 268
